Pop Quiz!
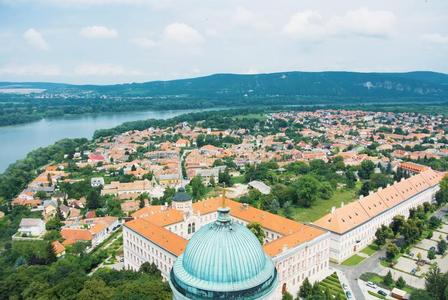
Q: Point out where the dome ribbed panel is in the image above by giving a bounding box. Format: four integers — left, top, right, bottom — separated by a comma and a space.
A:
182, 221, 267, 284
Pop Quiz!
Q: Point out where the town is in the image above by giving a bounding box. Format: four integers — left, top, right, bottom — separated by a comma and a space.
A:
2, 109, 448, 300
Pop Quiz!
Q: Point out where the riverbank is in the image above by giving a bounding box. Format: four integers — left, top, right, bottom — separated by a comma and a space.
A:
0, 108, 214, 172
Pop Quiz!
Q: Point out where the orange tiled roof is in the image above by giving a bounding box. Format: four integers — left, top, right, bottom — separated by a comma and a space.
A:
263, 226, 326, 256
125, 218, 187, 256
52, 240, 65, 255
314, 169, 444, 234
61, 228, 92, 244
193, 197, 317, 236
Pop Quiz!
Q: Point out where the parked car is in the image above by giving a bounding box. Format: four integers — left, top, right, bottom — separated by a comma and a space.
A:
378, 290, 387, 296
411, 268, 417, 275
342, 283, 348, 290
430, 246, 436, 252
366, 281, 377, 288
346, 291, 352, 299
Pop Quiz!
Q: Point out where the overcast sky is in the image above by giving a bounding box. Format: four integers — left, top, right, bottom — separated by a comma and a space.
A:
0, 0, 447, 84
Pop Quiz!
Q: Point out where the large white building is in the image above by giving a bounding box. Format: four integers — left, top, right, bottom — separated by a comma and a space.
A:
313, 169, 445, 263
123, 191, 331, 298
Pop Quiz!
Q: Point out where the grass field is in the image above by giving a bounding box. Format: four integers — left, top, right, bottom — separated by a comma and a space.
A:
318, 272, 347, 300
342, 254, 365, 266
361, 244, 380, 256
289, 186, 360, 222
232, 113, 267, 121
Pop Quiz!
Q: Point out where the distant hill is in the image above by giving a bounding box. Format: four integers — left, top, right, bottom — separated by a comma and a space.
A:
1, 71, 448, 103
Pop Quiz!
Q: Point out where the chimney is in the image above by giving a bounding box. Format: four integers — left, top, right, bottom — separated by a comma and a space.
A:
340, 202, 344, 208
282, 245, 289, 252
331, 206, 336, 214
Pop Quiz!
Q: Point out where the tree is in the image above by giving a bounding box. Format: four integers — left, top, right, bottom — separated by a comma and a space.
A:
34, 190, 47, 199
345, 169, 357, 188
358, 160, 375, 179
281, 291, 293, 300
370, 173, 392, 189
319, 182, 333, 200
438, 239, 448, 255
435, 175, 448, 206
190, 176, 206, 200
384, 271, 394, 287
77, 279, 114, 300
386, 243, 399, 261
396, 276, 406, 289
294, 175, 320, 207
410, 289, 433, 300
375, 225, 393, 246
359, 181, 371, 197
209, 176, 216, 187
247, 222, 266, 245
402, 219, 421, 245
298, 278, 313, 298
429, 216, 442, 229
46, 216, 63, 231
86, 189, 101, 209
425, 265, 448, 300
390, 215, 406, 236
139, 262, 161, 278
428, 249, 436, 260
139, 197, 145, 209
218, 170, 232, 187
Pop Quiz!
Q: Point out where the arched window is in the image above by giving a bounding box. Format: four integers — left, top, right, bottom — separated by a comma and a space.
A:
192, 223, 196, 233
188, 223, 192, 234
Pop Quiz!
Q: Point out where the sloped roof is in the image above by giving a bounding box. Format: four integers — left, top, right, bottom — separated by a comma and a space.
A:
125, 218, 187, 256
314, 169, 445, 234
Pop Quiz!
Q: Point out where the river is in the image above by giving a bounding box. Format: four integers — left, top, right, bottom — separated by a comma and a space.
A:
0, 109, 209, 173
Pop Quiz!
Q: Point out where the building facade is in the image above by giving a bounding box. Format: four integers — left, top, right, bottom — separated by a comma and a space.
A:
313, 169, 444, 263
123, 194, 331, 298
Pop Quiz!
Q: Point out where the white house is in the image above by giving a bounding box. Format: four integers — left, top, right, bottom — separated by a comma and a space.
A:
17, 218, 45, 237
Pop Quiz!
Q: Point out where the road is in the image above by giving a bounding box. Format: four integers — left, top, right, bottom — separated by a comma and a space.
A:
332, 248, 386, 300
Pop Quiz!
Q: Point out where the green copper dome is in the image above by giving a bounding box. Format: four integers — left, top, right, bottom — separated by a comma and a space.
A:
170, 207, 278, 300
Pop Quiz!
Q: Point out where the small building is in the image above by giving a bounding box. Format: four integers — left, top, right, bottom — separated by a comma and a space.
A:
248, 180, 271, 195
391, 287, 409, 300
52, 241, 66, 257
91, 177, 105, 187
17, 218, 45, 237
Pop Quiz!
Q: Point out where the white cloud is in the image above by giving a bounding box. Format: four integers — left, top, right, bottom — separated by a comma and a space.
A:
283, 8, 395, 41
130, 37, 156, 49
23, 28, 49, 50
233, 6, 271, 30
74, 63, 141, 76
80, 26, 118, 39
163, 23, 204, 46
3, 0, 172, 7
283, 10, 325, 42
0, 64, 60, 76
422, 33, 448, 45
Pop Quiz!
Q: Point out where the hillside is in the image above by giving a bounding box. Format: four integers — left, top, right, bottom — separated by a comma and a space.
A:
1, 71, 448, 101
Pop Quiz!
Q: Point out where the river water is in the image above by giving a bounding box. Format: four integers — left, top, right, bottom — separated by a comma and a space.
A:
0, 109, 208, 173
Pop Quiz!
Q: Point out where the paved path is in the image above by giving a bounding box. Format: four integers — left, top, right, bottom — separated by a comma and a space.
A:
332, 249, 385, 300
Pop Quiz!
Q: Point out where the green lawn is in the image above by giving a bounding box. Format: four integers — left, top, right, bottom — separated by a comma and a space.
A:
232, 113, 266, 121
361, 244, 380, 256
289, 186, 359, 222
231, 175, 245, 185
368, 291, 386, 299
360, 272, 417, 295
342, 254, 365, 266
318, 272, 347, 300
